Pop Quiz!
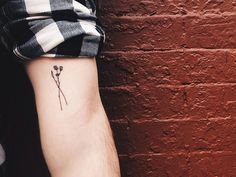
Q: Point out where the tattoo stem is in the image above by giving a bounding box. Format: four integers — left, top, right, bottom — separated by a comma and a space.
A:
51, 71, 68, 105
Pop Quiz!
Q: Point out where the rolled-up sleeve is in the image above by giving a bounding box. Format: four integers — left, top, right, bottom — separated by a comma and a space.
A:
0, 0, 106, 62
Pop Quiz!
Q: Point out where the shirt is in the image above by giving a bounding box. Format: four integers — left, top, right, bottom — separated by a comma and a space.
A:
0, 0, 105, 63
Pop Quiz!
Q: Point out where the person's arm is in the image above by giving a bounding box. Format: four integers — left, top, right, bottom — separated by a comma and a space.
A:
25, 56, 121, 177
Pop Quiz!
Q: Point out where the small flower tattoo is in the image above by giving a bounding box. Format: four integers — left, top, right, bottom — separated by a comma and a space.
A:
51, 65, 68, 111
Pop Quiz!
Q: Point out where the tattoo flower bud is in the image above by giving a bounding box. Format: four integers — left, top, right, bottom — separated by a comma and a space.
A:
51, 65, 68, 111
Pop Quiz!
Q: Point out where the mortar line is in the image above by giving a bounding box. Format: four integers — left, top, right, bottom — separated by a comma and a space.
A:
118, 150, 236, 157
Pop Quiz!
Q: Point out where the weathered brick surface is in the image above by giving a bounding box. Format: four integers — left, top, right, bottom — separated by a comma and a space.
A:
117, 152, 236, 177
110, 119, 236, 154
97, 0, 236, 176
119, 154, 189, 177
101, 0, 236, 16
100, 83, 236, 120
189, 152, 236, 177
100, 15, 236, 51
98, 51, 236, 87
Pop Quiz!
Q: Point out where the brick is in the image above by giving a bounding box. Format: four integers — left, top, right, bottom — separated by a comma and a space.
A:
119, 154, 189, 177
184, 15, 236, 49
100, 0, 236, 16
189, 152, 236, 177
100, 83, 236, 120
100, 15, 236, 51
101, 16, 184, 51
120, 152, 236, 177
110, 119, 236, 154
111, 120, 191, 154
97, 50, 236, 87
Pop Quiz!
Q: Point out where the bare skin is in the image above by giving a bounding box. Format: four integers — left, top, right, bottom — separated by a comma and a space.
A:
24, 56, 121, 177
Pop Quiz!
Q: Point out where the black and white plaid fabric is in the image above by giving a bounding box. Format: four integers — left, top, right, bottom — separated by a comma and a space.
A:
0, 0, 105, 63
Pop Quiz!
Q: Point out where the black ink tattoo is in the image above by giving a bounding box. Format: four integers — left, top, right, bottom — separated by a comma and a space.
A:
51, 65, 68, 110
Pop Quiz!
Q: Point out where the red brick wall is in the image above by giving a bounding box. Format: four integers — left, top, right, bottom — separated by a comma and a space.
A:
97, 1, 236, 177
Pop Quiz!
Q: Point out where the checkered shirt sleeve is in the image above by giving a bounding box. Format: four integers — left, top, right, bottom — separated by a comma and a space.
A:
0, 0, 106, 62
